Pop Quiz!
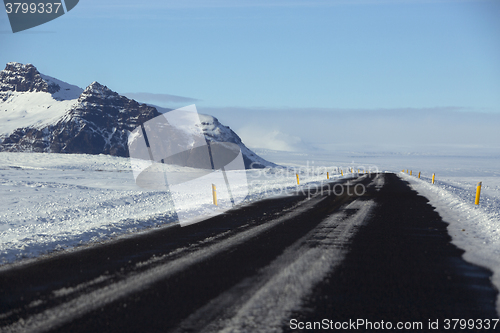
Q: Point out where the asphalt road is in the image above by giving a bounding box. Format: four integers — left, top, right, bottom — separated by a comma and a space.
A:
0, 173, 498, 333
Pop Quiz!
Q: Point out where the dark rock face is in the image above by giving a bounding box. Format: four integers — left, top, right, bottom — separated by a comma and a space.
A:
51, 82, 161, 156
0, 81, 161, 157
0, 62, 59, 94
0, 63, 274, 168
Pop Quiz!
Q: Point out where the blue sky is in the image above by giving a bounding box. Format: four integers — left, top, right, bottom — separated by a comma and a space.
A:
1, 0, 499, 152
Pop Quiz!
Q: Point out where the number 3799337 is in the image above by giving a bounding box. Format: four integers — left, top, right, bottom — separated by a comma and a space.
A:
5, 2, 62, 14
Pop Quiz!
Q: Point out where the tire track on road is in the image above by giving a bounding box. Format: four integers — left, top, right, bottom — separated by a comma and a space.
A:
1, 176, 375, 333
174, 199, 375, 333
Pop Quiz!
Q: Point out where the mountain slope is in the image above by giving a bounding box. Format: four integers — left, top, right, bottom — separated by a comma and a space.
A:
0, 62, 275, 168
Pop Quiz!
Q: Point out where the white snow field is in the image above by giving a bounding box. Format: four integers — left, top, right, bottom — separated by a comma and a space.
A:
0, 91, 78, 137
1, 149, 499, 314
0, 152, 337, 265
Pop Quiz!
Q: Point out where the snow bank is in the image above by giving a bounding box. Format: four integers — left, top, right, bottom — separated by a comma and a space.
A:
399, 172, 500, 314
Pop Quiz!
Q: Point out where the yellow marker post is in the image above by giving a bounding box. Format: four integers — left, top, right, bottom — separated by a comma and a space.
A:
296, 174, 300, 185
341, 170, 343, 176
406, 169, 408, 174
212, 184, 217, 206
475, 182, 482, 205
418, 172, 421, 179
410, 170, 412, 176
327, 172, 329, 179
432, 173, 435, 184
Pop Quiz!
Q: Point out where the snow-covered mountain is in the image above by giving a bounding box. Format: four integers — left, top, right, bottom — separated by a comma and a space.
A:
0, 62, 275, 168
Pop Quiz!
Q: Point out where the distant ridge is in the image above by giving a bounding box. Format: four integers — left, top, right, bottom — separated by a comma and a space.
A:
0, 63, 275, 168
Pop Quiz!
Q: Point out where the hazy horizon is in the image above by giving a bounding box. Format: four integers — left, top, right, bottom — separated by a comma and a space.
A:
1, 0, 499, 155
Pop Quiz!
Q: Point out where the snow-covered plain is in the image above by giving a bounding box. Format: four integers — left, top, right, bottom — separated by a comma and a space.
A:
0, 152, 336, 265
1, 149, 499, 313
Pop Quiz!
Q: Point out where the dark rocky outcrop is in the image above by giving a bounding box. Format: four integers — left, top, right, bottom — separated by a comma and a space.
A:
0, 80, 161, 156
0, 63, 274, 168
0, 62, 59, 94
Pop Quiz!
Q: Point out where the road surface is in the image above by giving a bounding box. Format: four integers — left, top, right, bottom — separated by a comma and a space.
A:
0, 173, 497, 332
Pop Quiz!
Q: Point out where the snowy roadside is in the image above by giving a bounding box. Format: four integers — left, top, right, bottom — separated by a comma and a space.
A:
0, 152, 342, 266
399, 172, 500, 314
